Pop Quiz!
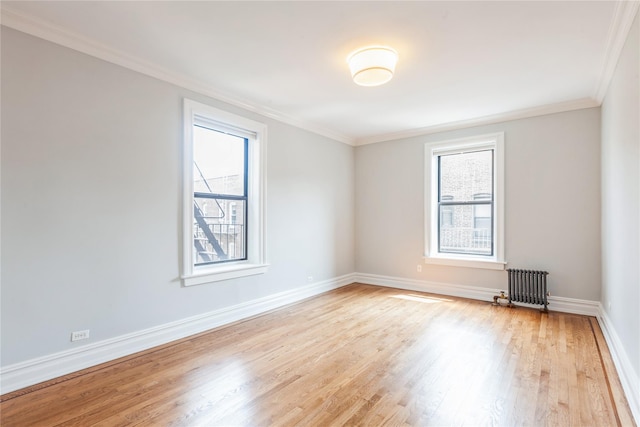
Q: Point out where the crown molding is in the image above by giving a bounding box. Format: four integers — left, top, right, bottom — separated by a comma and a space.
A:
354, 98, 600, 146
593, 1, 640, 103
1, 3, 630, 148
0, 5, 356, 146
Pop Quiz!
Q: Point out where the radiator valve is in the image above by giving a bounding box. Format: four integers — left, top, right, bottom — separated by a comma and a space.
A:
492, 291, 509, 306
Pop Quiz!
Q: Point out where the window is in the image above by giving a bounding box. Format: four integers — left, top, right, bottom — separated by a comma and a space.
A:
425, 133, 505, 270
193, 126, 247, 265
182, 99, 267, 286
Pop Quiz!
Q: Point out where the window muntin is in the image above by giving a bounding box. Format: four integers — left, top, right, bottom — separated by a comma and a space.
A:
182, 99, 267, 286
425, 133, 505, 270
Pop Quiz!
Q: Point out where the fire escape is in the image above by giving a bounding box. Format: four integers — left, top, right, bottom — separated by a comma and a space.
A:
193, 161, 227, 264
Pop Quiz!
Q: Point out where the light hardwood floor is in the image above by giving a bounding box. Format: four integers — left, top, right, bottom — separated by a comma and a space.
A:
1, 284, 635, 426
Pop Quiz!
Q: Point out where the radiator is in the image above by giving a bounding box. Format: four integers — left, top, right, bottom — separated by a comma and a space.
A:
506, 268, 549, 312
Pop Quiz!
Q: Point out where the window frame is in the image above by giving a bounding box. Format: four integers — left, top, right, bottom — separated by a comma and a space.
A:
437, 151, 494, 257
193, 132, 248, 266
182, 99, 268, 286
424, 132, 505, 270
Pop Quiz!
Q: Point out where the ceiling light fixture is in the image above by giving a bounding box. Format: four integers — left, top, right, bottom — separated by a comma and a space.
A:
347, 46, 398, 87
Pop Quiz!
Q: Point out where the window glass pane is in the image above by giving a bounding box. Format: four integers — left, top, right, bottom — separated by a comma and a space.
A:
439, 205, 492, 255
194, 196, 246, 264
193, 126, 245, 196
440, 150, 492, 201
474, 204, 491, 219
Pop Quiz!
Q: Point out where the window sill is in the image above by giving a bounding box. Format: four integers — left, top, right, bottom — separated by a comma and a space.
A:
182, 263, 269, 287
423, 255, 506, 270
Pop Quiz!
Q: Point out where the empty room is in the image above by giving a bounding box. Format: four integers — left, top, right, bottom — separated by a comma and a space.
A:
1, 1, 638, 426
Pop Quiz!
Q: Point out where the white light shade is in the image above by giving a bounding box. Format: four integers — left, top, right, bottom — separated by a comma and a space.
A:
347, 46, 398, 87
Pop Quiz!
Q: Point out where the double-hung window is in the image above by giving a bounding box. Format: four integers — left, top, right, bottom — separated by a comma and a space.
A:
425, 132, 505, 270
182, 99, 267, 286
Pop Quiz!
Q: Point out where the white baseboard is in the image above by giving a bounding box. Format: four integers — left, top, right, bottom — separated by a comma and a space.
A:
0, 273, 355, 395
596, 305, 640, 425
5, 271, 632, 426
354, 272, 600, 316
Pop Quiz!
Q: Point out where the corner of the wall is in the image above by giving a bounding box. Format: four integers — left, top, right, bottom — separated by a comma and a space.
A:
596, 304, 640, 425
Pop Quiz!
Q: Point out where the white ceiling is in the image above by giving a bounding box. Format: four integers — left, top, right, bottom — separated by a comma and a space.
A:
1, 1, 636, 145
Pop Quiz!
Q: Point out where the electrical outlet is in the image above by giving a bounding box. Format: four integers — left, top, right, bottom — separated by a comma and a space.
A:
307, 276, 314, 283
71, 330, 90, 342
417, 264, 422, 273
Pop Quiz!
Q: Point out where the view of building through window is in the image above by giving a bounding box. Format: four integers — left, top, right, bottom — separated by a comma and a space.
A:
193, 125, 247, 265
438, 149, 493, 255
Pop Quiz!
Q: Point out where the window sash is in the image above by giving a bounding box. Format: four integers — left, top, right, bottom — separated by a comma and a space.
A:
193, 125, 249, 198
437, 201, 494, 256
193, 195, 248, 266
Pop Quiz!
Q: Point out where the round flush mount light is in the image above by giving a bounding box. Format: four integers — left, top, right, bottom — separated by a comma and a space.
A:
347, 46, 398, 87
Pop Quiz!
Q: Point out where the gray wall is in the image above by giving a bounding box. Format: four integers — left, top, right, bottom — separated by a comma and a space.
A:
1, 28, 355, 365
355, 108, 602, 301
601, 13, 639, 381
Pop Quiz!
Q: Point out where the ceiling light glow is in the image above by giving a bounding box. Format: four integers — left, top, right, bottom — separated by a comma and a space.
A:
347, 46, 398, 87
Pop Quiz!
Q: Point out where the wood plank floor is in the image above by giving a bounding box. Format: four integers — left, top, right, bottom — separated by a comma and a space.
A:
1, 283, 635, 426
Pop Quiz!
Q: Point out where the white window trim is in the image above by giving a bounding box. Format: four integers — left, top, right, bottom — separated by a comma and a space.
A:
424, 132, 505, 270
182, 99, 268, 286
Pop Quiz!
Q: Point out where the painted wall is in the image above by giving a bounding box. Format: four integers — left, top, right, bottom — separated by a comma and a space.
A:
355, 108, 602, 301
1, 28, 355, 366
601, 12, 639, 388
